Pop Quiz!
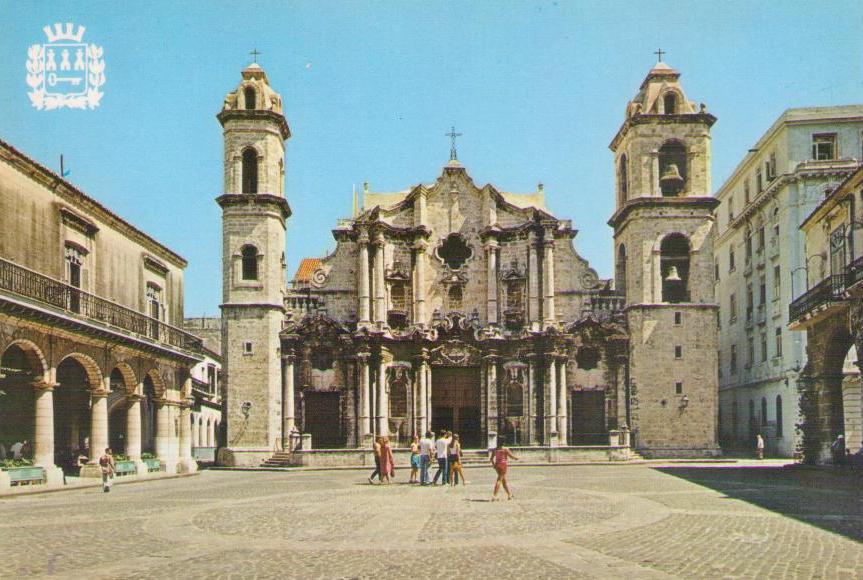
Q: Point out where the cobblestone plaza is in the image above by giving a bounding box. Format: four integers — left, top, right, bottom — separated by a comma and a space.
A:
1, 462, 861, 579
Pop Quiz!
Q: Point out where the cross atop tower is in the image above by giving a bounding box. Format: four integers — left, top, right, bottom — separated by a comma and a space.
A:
654, 48, 665, 62
446, 126, 463, 161
250, 48, 262, 64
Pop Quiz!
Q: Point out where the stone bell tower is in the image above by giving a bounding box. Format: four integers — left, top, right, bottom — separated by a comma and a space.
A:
608, 59, 721, 457
217, 63, 291, 467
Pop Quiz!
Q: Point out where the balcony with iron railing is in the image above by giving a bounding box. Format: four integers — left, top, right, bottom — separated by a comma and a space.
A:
0, 257, 202, 355
788, 274, 847, 327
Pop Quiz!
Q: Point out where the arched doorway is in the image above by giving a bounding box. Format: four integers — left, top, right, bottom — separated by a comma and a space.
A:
0, 343, 40, 457
54, 357, 93, 460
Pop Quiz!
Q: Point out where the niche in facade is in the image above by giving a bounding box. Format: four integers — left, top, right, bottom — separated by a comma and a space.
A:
576, 347, 600, 370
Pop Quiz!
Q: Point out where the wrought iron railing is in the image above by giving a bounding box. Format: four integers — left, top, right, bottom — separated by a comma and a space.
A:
845, 255, 863, 290
789, 274, 846, 323
0, 257, 202, 353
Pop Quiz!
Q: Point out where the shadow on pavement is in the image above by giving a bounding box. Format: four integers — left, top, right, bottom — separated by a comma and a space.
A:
654, 465, 863, 543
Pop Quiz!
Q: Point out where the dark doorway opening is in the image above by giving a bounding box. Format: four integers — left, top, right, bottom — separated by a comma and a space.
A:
303, 390, 343, 449
571, 390, 607, 445
431, 367, 481, 448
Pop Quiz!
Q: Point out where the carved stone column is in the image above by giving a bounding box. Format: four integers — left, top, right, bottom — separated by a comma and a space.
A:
90, 390, 109, 460
178, 401, 197, 473
155, 400, 177, 473
546, 356, 558, 446
377, 359, 389, 436
373, 233, 387, 326
557, 358, 568, 445
542, 227, 556, 328
485, 353, 499, 447
32, 381, 56, 468
528, 231, 540, 331
282, 353, 296, 435
417, 351, 429, 435
31, 380, 63, 485
358, 352, 372, 446
413, 239, 428, 326
357, 232, 371, 326
485, 240, 499, 325
527, 356, 539, 445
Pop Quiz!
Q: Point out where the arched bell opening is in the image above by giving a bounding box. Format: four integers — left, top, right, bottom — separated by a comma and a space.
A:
660, 234, 691, 303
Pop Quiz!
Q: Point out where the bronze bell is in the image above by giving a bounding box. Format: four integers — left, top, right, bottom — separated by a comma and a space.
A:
660, 163, 684, 188
664, 266, 682, 282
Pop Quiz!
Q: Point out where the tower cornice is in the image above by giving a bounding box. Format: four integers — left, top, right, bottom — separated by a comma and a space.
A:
608, 196, 720, 229
216, 193, 292, 220
609, 112, 717, 152
217, 109, 291, 141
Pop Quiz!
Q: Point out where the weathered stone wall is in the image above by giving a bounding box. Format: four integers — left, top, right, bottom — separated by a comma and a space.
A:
627, 306, 719, 454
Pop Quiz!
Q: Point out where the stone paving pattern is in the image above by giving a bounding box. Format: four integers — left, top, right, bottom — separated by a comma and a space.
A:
0, 462, 861, 579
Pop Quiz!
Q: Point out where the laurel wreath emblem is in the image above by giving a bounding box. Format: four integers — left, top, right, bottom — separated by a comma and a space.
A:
26, 43, 105, 110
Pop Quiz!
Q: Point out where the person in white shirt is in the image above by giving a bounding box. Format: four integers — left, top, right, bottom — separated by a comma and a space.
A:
10, 440, 25, 460
432, 430, 452, 485
418, 431, 435, 485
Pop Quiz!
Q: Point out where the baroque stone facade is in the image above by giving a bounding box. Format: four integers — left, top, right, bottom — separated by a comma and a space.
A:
218, 61, 721, 465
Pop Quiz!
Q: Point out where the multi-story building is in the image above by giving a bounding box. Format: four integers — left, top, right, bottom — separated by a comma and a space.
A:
183, 316, 224, 462
789, 165, 863, 462
715, 106, 863, 457
0, 138, 203, 490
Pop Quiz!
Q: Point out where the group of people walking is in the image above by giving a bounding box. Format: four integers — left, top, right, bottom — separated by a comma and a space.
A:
367, 430, 519, 500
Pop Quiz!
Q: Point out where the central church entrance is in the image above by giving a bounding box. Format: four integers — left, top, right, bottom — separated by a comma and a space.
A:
431, 367, 481, 448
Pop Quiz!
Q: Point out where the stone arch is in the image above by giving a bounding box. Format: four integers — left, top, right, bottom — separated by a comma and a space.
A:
659, 233, 691, 303
109, 362, 138, 395
2, 338, 49, 381
0, 340, 48, 449
57, 352, 103, 390
241, 244, 259, 280
241, 147, 259, 194
658, 139, 687, 196
142, 368, 168, 399
243, 85, 256, 110
662, 90, 681, 115
618, 154, 628, 204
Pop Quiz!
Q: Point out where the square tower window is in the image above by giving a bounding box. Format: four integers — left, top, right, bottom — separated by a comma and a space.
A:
675, 382, 683, 394
674, 311, 682, 325
243, 341, 253, 355
674, 346, 683, 359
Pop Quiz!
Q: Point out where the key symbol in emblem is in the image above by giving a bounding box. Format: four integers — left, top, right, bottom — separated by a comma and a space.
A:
47, 73, 83, 87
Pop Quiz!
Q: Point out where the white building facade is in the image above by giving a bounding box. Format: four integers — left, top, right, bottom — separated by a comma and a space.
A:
715, 106, 863, 457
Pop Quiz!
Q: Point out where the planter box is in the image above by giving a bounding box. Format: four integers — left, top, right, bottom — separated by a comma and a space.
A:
2, 466, 45, 485
114, 460, 137, 476
143, 459, 162, 472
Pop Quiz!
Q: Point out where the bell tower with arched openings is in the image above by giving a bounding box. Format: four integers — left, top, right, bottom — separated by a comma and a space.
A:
608, 58, 721, 457
217, 62, 291, 466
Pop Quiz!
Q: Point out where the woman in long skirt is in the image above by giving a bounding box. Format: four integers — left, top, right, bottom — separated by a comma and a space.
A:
491, 441, 518, 500
379, 436, 395, 485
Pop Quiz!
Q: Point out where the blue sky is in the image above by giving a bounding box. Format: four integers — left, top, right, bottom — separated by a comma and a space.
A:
2, 1, 861, 317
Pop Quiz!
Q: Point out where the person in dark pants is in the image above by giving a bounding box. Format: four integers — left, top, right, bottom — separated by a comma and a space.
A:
831, 434, 846, 466
368, 436, 382, 484
432, 430, 451, 485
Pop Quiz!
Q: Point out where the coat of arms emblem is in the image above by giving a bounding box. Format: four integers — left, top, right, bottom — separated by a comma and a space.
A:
26, 23, 106, 110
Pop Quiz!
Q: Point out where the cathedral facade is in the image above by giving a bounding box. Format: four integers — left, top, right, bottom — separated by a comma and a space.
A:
217, 61, 720, 466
